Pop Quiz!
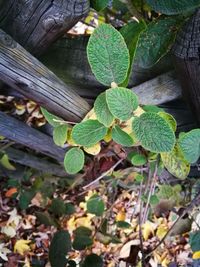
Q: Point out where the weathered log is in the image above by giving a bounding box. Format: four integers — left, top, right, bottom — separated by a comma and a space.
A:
40, 34, 172, 98
133, 71, 181, 105
0, 0, 89, 55
5, 147, 67, 177
0, 29, 91, 121
0, 111, 65, 161
172, 8, 200, 126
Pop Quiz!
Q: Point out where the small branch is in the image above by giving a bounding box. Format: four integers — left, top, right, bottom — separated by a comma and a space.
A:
83, 159, 123, 190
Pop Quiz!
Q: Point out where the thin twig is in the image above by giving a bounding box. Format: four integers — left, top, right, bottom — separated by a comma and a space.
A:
138, 180, 145, 267
83, 159, 123, 190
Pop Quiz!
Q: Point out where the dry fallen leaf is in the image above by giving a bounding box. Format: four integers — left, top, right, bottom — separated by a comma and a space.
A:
14, 240, 31, 256
0, 243, 11, 261
5, 188, 18, 198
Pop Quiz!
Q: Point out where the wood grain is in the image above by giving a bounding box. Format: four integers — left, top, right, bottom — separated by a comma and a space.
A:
0, 0, 89, 55
0, 111, 65, 161
0, 29, 91, 122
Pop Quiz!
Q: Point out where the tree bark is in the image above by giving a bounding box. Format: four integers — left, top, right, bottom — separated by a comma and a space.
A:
0, 29, 91, 122
172, 8, 200, 126
0, 0, 89, 55
0, 111, 65, 161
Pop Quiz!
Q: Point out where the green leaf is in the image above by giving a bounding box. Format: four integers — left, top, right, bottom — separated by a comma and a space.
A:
179, 129, 200, 163
0, 154, 16, 170
64, 148, 85, 174
73, 231, 93, 251
131, 154, 147, 166
190, 231, 200, 252
117, 221, 131, 228
120, 21, 146, 86
161, 145, 190, 179
94, 92, 114, 127
145, 0, 200, 15
41, 107, 63, 127
87, 24, 130, 86
49, 198, 66, 217
49, 230, 71, 267
150, 195, 160, 205
36, 212, 57, 227
65, 203, 75, 215
53, 124, 68, 147
90, 0, 109, 11
82, 254, 103, 267
72, 120, 107, 147
132, 112, 175, 153
74, 227, 92, 237
112, 126, 133, 147
19, 190, 35, 210
87, 195, 105, 216
135, 16, 182, 68
158, 112, 177, 132
106, 87, 138, 121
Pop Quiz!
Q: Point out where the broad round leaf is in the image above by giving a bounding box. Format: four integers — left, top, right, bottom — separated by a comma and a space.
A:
49, 230, 71, 267
131, 154, 147, 166
41, 107, 63, 127
106, 87, 138, 121
94, 92, 114, 127
132, 112, 175, 153
146, 0, 200, 15
190, 231, 200, 252
135, 17, 182, 68
64, 148, 85, 174
87, 195, 105, 216
73, 235, 93, 251
87, 24, 130, 86
179, 129, 200, 163
112, 126, 133, 147
53, 125, 68, 147
161, 145, 190, 179
82, 254, 103, 267
72, 120, 107, 147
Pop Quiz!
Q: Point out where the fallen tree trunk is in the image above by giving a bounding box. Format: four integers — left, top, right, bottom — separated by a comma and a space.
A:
0, 111, 65, 161
5, 147, 67, 177
0, 29, 91, 122
133, 71, 181, 105
0, 0, 89, 55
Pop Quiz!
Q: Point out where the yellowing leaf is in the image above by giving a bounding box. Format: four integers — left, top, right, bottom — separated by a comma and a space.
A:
193, 251, 200, 259
156, 224, 168, 240
84, 143, 101, 155
161, 144, 190, 179
67, 129, 78, 146
14, 240, 31, 255
116, 210, 126, 222
0, 154, 16, 170
103, 129, 112, 142
133, 106, 145, 117
142, 221, 156, 241
83, 108, 97, 121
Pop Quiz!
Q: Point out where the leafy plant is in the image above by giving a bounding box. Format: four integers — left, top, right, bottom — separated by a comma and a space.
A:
41, 22, 199, 178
